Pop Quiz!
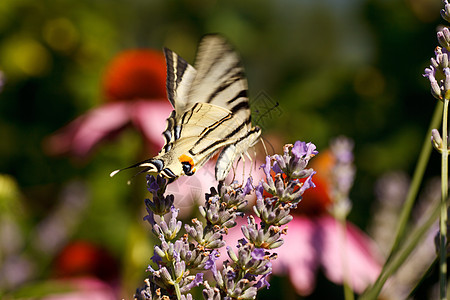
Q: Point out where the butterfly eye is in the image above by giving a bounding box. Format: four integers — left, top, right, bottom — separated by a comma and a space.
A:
179, 154, 195, 176
182, 161, 195, 176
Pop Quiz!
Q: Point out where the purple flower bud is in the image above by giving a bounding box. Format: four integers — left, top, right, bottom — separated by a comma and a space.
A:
146, 175, 161, 194
180, 294, 193, 300
182, 273, 204, 292
424, 67, 443, 100
438, 52, 449, 68
299, 172, 316, 194
159, 267, 173, 284
174, 261, 185, 279
204, 249, 219, 279
268, 239, 284, 249
243, 177, 253, 195
239, 286, 257, 299
227, 246, 238, 262
154, 245, 165, 260
438, 27, 450, 49
443, 1, 450, 22
432, 128, 443, 151
143, 204, 156, 226
202, 283, 221, 300
255, 273, 271, 289
445, 68, 450, 99
251, 248, 265, 260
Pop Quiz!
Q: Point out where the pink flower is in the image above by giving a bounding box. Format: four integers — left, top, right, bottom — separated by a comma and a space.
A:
223, 214, 381, 296
272, 215, 381, 295
42, 277, 117, 300
44, 50, 171, 157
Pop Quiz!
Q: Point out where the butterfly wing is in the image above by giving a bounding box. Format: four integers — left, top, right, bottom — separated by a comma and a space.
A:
111, 35, 261, 182
188, 35, 261, 180
189, 35, 251, 127
144, 102, 240, 179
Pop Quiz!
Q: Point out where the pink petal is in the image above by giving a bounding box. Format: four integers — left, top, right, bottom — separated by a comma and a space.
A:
271, 216, 321, 296
44, 102, 131, 157
43, 277, 116, 300
318, 215, 382, 293
130, 100, 174, 149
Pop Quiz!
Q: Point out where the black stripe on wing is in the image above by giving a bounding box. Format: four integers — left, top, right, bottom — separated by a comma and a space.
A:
161, 110, 176, 153
227, 90, 248, 105
199, 42, 234, 81
206, 71, 246, 104
164, 48, 176, 108
163, 48, 191, 109
189, 116, 252, 156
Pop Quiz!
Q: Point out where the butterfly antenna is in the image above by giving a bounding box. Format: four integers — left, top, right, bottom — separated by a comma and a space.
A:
110, 157, 158, 178
125, 167, 154, 185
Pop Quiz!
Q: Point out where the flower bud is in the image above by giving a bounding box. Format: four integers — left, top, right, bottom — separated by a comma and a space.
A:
159, 267, 173, 284
432, 129, 443, 151
174, 261, 185, 280
443, 2, 450, 23
438, 28, 450, 49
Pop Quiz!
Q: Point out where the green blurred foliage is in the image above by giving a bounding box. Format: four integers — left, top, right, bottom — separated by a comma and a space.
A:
0, 0, 444, 298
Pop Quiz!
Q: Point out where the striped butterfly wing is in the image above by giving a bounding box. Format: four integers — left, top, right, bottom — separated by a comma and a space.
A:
189, 35, 251, 128
188, 35, 261, 181
110, 35, 261, 181
156, 102, 247, 178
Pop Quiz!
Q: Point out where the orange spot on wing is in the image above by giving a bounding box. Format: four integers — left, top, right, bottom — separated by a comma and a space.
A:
179, 154, 194, 166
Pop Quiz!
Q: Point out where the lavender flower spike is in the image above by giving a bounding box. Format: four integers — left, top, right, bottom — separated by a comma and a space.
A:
136, 140, 318, 300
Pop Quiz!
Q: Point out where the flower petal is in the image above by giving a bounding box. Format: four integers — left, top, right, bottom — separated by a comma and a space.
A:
270, 216, 320, 296
44, 102, 131, 157
317, 216, 382, 293
130, 100, 174, 149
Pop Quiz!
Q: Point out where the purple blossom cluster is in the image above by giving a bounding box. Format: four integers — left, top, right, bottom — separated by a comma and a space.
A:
135, 141, 317, 300
423, 1, 450, 101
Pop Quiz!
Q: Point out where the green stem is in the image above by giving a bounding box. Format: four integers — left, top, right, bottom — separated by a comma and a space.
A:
440, 98, 449, 300
389, 102, 443, 256
173, 261, 182, 300
337, 216, 354, 300
359, 102, 443, 299
360, 194, 443, 300
174, 282, 182, 300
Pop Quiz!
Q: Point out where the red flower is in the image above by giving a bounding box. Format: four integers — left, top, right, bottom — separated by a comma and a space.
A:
53, 241, 118, 283
102, 50, 166, 102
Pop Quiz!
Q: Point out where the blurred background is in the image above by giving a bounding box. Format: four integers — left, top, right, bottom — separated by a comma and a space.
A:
0, 0, 445, 299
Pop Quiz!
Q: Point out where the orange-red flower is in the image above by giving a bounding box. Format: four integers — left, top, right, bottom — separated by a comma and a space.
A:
53, 241, 118, 283
102, 50, 166, 102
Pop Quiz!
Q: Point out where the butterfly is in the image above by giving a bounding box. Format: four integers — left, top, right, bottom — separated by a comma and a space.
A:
110, 34, 261, 182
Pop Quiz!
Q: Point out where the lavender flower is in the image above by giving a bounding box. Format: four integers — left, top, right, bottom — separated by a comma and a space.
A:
145, 174, 174, 218
135, 141, 317, 300
424, 47, 450, 101
328, 136, 355, 219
